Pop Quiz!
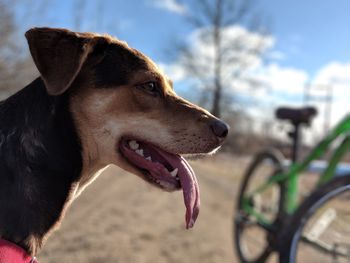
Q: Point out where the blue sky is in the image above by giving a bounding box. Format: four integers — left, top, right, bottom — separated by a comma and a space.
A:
13, 0, 350, 135
15, 0, 350, 75
259, 0, 350, 76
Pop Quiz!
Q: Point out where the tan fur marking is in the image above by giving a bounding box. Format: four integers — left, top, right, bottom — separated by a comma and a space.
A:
67, 32, 225, 192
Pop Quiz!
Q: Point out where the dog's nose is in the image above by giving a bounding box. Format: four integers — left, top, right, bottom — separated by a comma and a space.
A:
210, 120, 229, 138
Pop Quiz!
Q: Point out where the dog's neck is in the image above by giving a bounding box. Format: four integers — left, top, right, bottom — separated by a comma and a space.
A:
0, 78, 85, 255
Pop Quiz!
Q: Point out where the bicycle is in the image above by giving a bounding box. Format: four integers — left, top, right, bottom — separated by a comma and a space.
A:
233, 106, 350, 263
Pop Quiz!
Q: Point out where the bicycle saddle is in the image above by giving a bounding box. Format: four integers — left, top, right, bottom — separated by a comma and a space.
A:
275, 106, 317, 125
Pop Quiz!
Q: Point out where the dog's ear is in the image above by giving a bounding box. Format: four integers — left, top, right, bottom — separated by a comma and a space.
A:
25, 27, 103, 95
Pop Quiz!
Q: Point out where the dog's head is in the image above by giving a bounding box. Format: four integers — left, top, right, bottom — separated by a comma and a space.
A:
26, 28, 229, 228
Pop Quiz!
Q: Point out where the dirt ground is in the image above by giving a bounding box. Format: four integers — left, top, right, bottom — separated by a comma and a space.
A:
38, 154, 248, 263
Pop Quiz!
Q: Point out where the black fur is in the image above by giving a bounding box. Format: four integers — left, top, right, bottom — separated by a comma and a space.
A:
0, 78, 82, 252
94, 44, 149, 87
0, 29, 152, 255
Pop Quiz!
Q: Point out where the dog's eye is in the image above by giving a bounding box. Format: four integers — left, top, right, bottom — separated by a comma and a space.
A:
137, 81, 160, 96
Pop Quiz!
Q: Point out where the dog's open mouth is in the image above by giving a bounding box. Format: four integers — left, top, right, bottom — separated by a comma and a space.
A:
119, 138, 200, 229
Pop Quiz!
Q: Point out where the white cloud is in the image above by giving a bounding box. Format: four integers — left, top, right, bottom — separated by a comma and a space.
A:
257, 62, 350, 139
163, 25, 274, 91
256, 64, 308, 96
308, 62, 350, 132
158, 62, 187, 82
148, 0, 187, 15
313, 62, 350, 85
159, 25, 350, 138
159, 26, 303, 106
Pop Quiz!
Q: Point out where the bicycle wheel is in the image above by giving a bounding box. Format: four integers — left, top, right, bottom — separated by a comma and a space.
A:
280, 175, 350, 263
234, 149, 286, 263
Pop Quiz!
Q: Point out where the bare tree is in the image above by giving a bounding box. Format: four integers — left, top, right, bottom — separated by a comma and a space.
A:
0, 0, 22, 97
0, 0, 44, 100
179, 0, 270, 117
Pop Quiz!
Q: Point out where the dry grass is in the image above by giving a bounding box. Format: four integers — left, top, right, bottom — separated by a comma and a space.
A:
38, 154, 250, 263
37, 154, 345, 263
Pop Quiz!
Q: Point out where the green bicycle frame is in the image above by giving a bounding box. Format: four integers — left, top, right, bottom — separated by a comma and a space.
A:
242, 114, 350, 225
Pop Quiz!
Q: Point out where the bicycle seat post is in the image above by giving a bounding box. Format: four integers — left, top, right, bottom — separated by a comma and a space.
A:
288, 122, 300, 164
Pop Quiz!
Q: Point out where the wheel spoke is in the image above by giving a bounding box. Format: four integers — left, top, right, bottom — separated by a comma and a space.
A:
301, 235, 350, 258
283, 177, 350, 262
234, 150, 285, 262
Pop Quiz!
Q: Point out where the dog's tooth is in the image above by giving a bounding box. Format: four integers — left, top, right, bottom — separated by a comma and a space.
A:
170, 168, 178, 177
135, 149, 144, 156
146, 156, 152, 161
129, 140, 139, 150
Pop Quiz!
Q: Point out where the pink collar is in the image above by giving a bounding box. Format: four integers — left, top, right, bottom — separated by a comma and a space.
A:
0, 239, 37, 263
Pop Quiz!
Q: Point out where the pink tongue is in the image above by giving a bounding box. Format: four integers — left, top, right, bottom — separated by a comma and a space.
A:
178, 156, 200, 229
120, 141, 200, 229
150, 149, 200, 229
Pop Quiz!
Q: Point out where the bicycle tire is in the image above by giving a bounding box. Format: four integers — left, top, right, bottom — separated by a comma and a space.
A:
280, 175, 350, 263
234, 149, 286, 263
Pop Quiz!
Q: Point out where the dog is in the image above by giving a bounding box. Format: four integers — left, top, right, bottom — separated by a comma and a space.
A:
0, 27, 229, 260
